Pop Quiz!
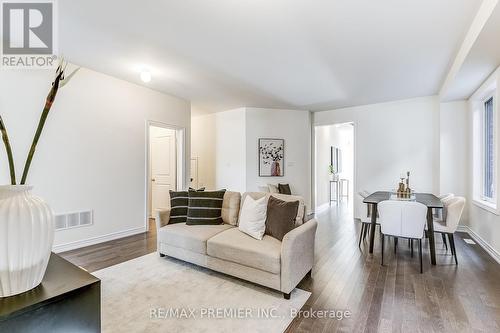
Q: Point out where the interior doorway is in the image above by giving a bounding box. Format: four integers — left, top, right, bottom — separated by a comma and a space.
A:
314, 122, 355, 214
147, 122, 185, 224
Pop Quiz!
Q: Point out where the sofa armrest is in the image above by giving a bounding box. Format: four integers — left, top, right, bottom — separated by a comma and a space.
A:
155, 208, 171, 230
280, 218, 317, 293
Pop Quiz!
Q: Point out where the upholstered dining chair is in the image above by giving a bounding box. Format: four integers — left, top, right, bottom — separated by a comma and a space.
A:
358, 190, 379, 247
434, 193, 454, 218
430, 196, 465, 265
438, 193, 455, 200
431, 194, 456, 250
378, 200, 427, 273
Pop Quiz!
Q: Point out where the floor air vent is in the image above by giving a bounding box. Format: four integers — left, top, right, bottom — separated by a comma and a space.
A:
55, 210, 93, 231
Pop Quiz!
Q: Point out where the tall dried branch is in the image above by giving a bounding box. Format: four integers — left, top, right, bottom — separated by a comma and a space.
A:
0, 115, 16, 185
20, 59, 80, 184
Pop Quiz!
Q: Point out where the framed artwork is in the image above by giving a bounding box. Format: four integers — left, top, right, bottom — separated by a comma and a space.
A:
330, 146, 342, 174
259, 138, 284, 177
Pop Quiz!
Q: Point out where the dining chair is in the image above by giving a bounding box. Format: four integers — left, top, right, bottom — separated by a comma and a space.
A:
430, 196, 465, 265
431, 194, 456, 249
358, 190, 379, 247
434, 193, 454, 218
378, 200, 427, 273
438, 193, 455, 200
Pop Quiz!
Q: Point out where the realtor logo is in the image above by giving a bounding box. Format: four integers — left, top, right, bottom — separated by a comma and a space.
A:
1, 0, 57, 68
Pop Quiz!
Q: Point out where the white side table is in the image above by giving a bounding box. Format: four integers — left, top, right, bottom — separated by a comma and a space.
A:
329, 180, 340, 205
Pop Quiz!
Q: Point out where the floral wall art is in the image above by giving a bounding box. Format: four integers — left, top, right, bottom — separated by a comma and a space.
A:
259, 138, 284, 177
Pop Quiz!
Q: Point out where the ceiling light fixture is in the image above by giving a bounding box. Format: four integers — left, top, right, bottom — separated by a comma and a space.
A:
140, 70, 151, 83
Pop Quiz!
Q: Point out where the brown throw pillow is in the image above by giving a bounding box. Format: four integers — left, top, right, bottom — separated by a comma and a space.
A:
265, 196, 299, 241
278, 183, 292, 195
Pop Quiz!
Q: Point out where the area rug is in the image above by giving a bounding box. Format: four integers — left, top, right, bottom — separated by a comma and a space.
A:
93, 253, 311, 333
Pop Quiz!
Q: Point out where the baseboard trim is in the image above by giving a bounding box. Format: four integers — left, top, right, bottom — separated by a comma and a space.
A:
457, 225, 500, 264
53, 226, 147, 253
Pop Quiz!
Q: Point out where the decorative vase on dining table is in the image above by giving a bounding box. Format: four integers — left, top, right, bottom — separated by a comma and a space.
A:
0, 185, 54, 297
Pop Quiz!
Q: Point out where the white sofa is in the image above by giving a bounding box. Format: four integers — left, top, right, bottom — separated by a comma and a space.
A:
155, 191, 317, 299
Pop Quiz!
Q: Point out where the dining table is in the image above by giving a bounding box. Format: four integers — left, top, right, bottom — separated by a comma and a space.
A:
362, 191, 443, 265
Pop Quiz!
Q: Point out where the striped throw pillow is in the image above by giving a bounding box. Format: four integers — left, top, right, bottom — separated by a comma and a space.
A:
186, 190, 226, 225
169, 191, 188, 224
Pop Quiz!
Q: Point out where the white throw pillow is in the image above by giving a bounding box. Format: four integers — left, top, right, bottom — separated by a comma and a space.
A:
258, 185, 270, 193
267, 184, 279, 193
238, 195, 268, 240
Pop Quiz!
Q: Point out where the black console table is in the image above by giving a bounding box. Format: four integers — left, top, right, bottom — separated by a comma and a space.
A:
0, 253, 101, 332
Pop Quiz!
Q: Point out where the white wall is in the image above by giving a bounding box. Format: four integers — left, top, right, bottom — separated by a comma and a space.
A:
313, 96, 441, 218
191, 107, 312, 208
0, 67, 190, 251
439, 101, 469, 197
191, 114, 216, 190
214, 108, 247, 192
439, 100, 469, 222
245, 108, 311, 208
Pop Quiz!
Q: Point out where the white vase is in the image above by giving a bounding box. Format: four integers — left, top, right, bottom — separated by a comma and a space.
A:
0, 185, 54, 297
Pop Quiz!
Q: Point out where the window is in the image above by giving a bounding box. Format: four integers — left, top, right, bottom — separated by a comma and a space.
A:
472, 71, 498, 214
483, 96, 495, 201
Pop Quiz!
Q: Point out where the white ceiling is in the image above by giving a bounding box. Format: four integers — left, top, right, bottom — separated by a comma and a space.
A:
442, 2, 500, 101
59, 0, 482, 113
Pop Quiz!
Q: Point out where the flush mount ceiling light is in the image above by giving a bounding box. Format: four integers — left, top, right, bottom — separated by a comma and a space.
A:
140, 70, 151, 83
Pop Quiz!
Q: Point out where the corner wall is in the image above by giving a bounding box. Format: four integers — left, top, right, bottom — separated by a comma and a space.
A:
439, 100, 469, 223
314, 96, 441, 218
191, 114, 216, 190
245, 108, 311, 208
214, 108, 247, 192
191, 107, 312, 208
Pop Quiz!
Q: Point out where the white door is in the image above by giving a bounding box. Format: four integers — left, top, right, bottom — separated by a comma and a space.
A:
151, 127, 176, 215
190, 157, 199, 189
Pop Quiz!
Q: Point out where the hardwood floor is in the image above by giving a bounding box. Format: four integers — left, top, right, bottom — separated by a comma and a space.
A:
60, 206, 500, 332
60, 219, 157, 273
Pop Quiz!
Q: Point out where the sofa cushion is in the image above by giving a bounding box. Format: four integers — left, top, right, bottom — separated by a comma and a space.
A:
187, 190, 226, 225
265, 196, 299, 241
238, 195, 268, 240
278, 183, 292, 195
241, 192, 305, 225
222, 191, 241, 226
169, 191, 189, 224
207, 228, 281, 274
158, 223, 234, 254
189, 187, 206, 191
267, 184, 279, 193
257, 185, 270, 193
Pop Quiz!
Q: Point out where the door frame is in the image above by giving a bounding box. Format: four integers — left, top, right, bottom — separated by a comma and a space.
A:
145, 120, 186, 231
312, 121, 357, 212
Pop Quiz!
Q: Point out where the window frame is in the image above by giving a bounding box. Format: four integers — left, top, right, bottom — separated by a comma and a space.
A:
481, 94, 496, 203
473, 88, 498, 214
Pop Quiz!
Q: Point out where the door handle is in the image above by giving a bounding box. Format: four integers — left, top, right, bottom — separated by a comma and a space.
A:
152, 178, 156, 182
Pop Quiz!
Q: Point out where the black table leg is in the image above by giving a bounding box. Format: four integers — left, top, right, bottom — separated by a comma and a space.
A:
369, 204, 377, 253
427, 208, 436, 265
